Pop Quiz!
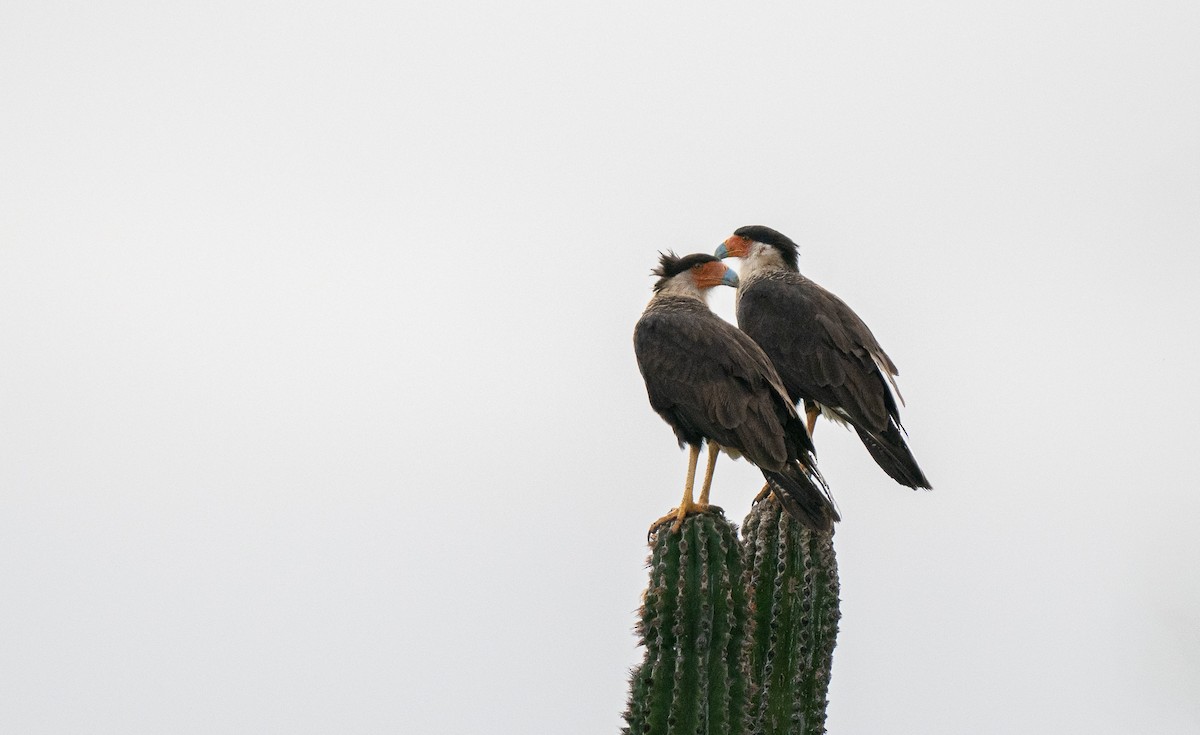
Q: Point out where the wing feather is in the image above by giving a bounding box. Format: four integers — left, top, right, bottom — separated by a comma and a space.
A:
737, 274, 900, 434
634, 297, 806, 470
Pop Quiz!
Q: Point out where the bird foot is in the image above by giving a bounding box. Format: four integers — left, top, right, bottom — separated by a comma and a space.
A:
751, 483, 773, 505
646, 503, 722, 542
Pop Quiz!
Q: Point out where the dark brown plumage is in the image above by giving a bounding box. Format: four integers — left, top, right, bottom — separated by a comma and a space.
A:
634, 252, 838, 532
718, 226, 931, 489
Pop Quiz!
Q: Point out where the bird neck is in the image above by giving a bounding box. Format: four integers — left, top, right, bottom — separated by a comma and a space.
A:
651, 277, 710, 305
738, 243, 794, 282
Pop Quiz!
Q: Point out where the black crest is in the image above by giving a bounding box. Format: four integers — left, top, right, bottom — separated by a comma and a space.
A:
734, 225, 799, 271
652, 251, 721, 291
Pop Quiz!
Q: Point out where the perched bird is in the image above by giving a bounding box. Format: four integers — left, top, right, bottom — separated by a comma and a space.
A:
633, 251, 838, 534
716, 225, 931, 489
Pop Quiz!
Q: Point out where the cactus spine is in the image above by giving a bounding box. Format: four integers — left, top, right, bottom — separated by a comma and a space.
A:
742, 495, 841, 735
623, 511, 751, 735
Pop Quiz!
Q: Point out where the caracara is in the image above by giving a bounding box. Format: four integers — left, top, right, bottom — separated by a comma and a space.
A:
633, 251, 838, 534
717, 226, 931, 489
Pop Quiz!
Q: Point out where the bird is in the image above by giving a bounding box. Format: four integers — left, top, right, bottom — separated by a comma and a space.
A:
633, 251, 838, 535
716, 225, 931, 489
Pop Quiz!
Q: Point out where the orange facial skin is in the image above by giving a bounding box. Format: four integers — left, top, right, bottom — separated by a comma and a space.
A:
694, 261, 733, 289
721, 234, 752, 258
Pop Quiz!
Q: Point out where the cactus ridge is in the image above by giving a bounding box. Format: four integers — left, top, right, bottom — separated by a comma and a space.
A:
622, 512, 748, 735
624, 499, 839, 735
743, 496, 841, 735
669, 526, 696, 733
648, 530, 678, 734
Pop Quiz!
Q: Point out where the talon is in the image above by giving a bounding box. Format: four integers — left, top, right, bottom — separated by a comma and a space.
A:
647, 508, 679, 542
647, 502, 714, 541
646, 443, 724, 542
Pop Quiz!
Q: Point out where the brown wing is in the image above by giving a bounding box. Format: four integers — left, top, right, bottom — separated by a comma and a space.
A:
737, 274, 899, 433
737, 273, 931, 488
633, 296, 813, 470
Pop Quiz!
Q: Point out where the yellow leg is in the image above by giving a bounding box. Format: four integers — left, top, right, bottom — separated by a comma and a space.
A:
649, 444, 707, 537
697, 442, 720, 506
753, 482, 772, 504
682, 443, 699, 504
806, 404, 820, 439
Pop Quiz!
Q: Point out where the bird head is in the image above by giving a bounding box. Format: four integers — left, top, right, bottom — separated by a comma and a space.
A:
715, 225, 799, 272
651, 252, 739, 295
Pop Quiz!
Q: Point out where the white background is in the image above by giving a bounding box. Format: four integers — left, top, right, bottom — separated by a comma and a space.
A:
3, 2, 1198, 732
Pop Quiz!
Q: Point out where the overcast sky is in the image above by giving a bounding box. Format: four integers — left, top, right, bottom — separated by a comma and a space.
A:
3, 2, 1199, 733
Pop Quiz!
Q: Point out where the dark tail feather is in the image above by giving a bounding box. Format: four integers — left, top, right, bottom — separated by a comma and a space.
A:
855, 421, 932, 489
761, 462, 839, 532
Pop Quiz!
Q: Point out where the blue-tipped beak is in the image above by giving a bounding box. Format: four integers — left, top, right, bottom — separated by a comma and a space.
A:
714, 243, 729, 259
721, 268, 740, 287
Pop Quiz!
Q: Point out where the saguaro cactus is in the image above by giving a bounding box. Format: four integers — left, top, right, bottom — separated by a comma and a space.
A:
741, 495, 841, 735
623, 511, 751, 735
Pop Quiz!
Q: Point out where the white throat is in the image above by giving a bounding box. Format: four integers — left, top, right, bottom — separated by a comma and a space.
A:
655, 274, 710, 305
737, 241, 789, 282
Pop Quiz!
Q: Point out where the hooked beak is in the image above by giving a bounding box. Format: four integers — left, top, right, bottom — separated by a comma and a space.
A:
721, 267, 740, 287
716, 235, 751, 260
